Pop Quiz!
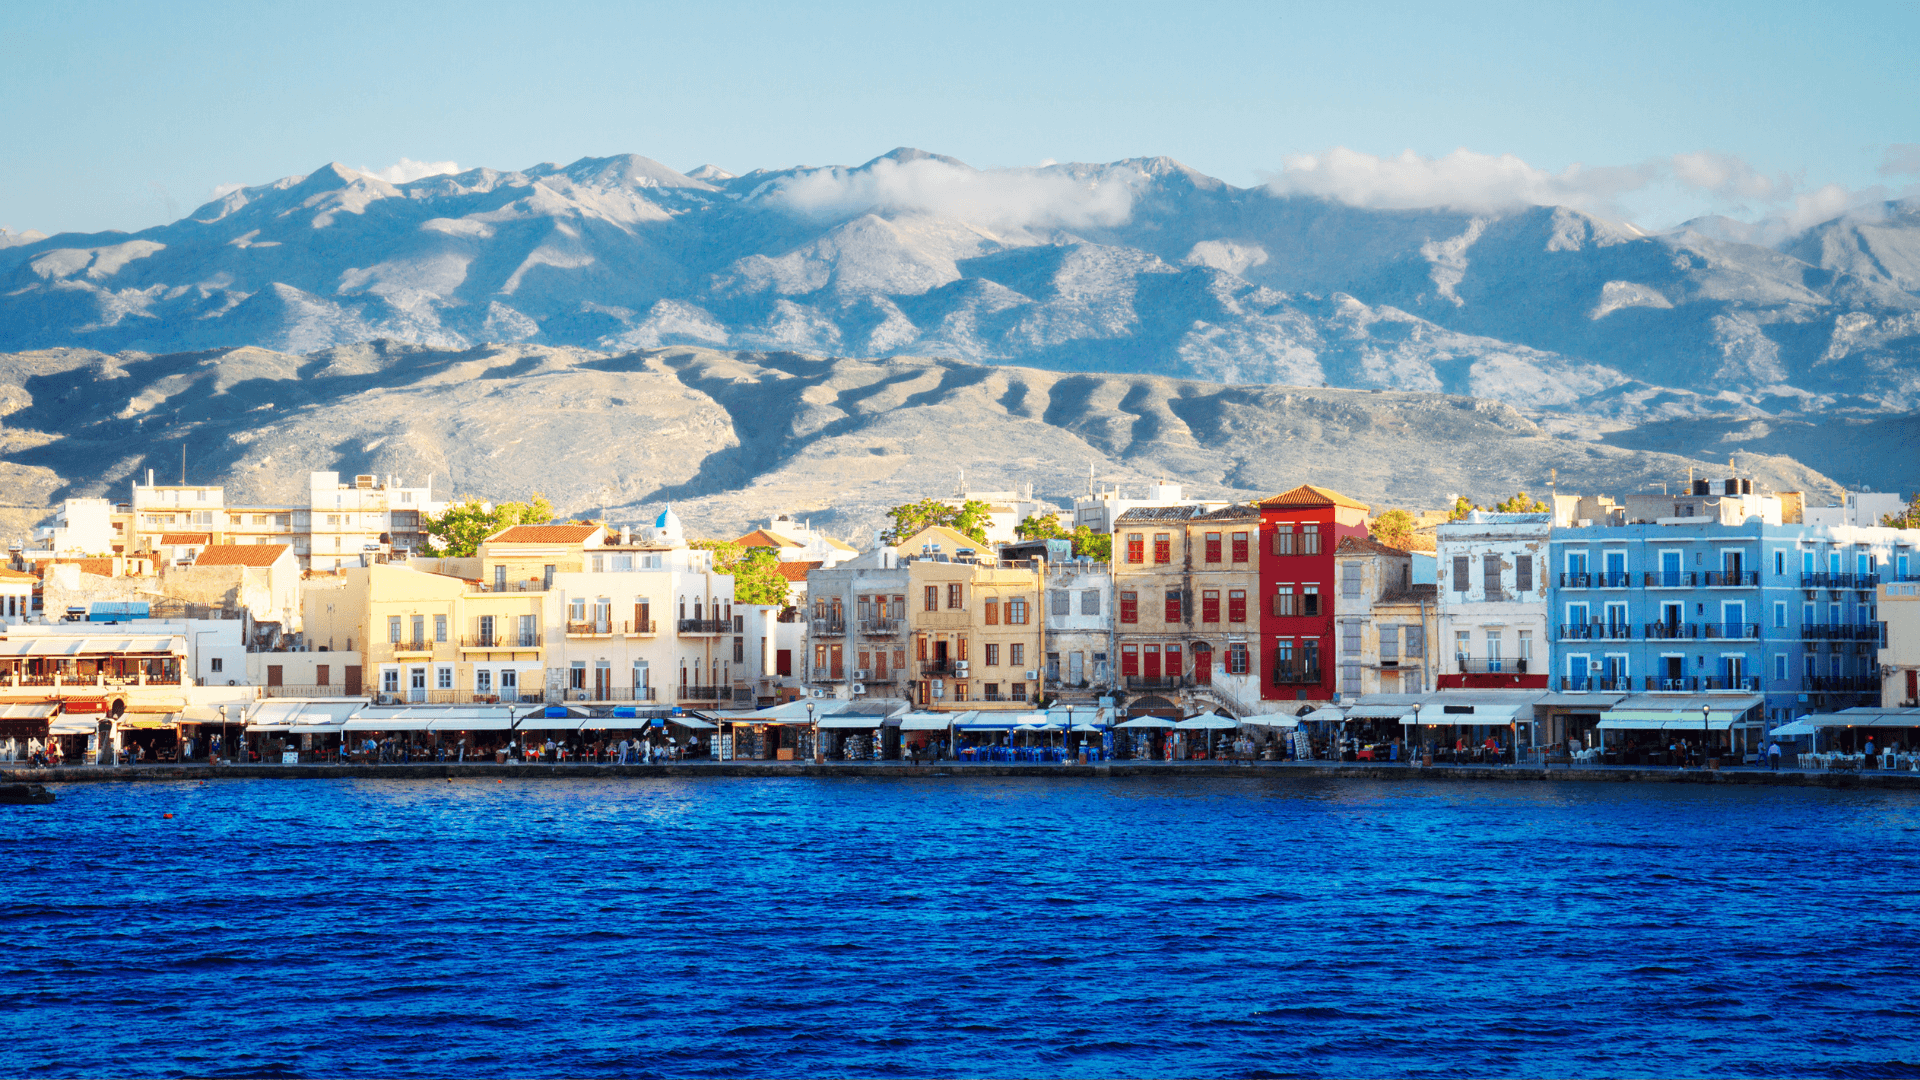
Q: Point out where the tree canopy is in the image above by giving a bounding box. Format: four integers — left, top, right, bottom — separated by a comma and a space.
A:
1369, 508, 1416, 547
1015, 512, 1113, 561
1492, 491, 1550, 513
690, 540, 791, 608
883, 498, 994, 546
423, 494, 555, 557
1883, 493, 1920, 529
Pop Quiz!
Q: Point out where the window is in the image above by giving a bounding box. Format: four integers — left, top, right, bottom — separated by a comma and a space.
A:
1228, 642, 1249, 675
494, 566, 506, 591
1201, 590, 1221, 623
924, 585, 938, 611
1011, 682, 1027, 702
1774, 550, 1785, 576
382, 668, 400, 693
1774, 653, 1788, 681
1774, 601, 1787, 629
1120, 644, 1139, 676
1153, 533, 1172, 564
476, 669, 492, 693
1231, 532, 1249, 563
1515, 556, 1532, 594
1228, 589, 1246, 623
1080, 590, 1100, 615
1342, 562, 1362, 598
1452, 556, 1470, 593
433, 614, 447, 642
1164, 590, 1182, 623
437, 665, 453, 690
519, 614, 536, 646
1008, 597, 1028, 624
1274, 527, 1295, 556
1120, 591, 1138, 623
1302, 524, 1321, 555
985, 599, 1000, 625
1273, 588, 1296, 617
388, 616, 402, 643
1516, 630, 1531, 660
1126, 534, 1145, 563
985, 643, 1000, 666
1204, 532, 1222, 563
1484, 554, 1504, 601
209, 657, 223, 673
1379, 625, 1400, 662
1051, 589, 1070, 617
1010, 643, 1024, 667
948, 583, 963, 609
1406, 626, 1425, 657
1455, 630, 1472, 659
1301, 586, 1320, 617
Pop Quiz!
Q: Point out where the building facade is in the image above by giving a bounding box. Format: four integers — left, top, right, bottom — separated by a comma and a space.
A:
1879, 580, 1920, 708
905, 551, 1044, 711
1333, 535, 1439, 697
1435, 512, 1552, 689
1257, 485, 1371, 703
803, 546, 910, 705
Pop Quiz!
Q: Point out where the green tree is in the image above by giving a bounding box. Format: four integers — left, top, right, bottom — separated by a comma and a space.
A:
1883, 493, 1920, 529
1370, 508, 1415, 547
1492, 491, 1549, 513
690, 540, 792, 608
1014, 512, 1113, 561
883, 498, 994, 545
423, 493, 556, 556
1446, 495, 1477, 522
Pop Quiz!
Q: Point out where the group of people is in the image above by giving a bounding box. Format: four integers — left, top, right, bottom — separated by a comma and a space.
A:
503, 732, 702, 764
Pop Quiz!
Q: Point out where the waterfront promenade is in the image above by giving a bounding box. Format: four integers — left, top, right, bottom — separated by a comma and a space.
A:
10, 757, 1920, 790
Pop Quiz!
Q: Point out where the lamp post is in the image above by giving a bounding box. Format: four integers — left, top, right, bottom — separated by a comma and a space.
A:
1411, 702, 1423, 766
1702, 702, 1712, 771
808, 699, 820, 765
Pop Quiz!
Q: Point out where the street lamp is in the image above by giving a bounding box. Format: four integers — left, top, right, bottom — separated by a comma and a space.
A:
1410, 702, 1422, 766
807, 699, 820, 765
1702, 702, 1712, 770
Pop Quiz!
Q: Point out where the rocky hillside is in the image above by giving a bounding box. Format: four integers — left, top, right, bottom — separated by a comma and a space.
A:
2, 150, 1915, 424
0, 343, 1858, 543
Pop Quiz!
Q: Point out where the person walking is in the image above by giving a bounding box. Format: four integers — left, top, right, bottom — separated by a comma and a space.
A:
1768, 740, 1782, 771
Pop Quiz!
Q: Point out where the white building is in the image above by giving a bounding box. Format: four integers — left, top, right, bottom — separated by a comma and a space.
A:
734, 514, 859, 568
1436, 512, 1552, 685
1806, 491, 1906, 529
127, 470, 443, 573
34, 499, 117, 556
1043, 556, 1113, 698
1072, 481, 1226, 535
944, 488, 1066, 545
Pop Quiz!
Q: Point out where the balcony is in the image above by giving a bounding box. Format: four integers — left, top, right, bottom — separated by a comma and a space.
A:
1560, 623, 1635, 641
859, 617, 902, 636
676, 684, 726, 701
565, 620, 620, 638
1125, 675, 1188, 691
1644, 571, 1698, 588
1596, 572, 1632, 588
1553, 675, 1631, 692
1802, 675, 1876, 693
981, 690, 1032, 703
1644, 622, 1699, 640
261, 684, 352, 698
1643, 676, 1701, 692
1701, 622, 1760, 640
1271, 665, 1322, 686
921, 660, 957, 677
392, 639, 433, 657
1801, 623, 1879, 641
810, 667, 847, 683
810, 617, 846, 637
1559, 573, 1592, 588
678, 619, 730, 635
1703, 570, 1759, 587
631, 620, 659, 636
461, 634, 540, 650
471, 580, 546, 593
1702, 675, 1761, 691
1453, 656, 1530, 674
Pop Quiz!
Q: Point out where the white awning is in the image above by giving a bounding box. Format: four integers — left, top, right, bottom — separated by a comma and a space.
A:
343, 716, 435, 731
1176, 713, 1239, 730
818, 714, 886, 730
1802, 709, 1920, 729
1116, 716, 1176, 729
247, 699, 362, 729
49, 718, 98, 735
898, 712, 953, 731
955, 712, 1026, 729
513, 714, 586, 731
0, 634, 186, 657
1769, 719, 1818, 737
1597, 716, 1751, 731
0, 703, 60, 720
1241, 715, 1301, 729
669, 716, 717, 731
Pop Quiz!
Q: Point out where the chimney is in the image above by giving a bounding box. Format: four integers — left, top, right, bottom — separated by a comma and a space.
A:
621, 525, 631, 545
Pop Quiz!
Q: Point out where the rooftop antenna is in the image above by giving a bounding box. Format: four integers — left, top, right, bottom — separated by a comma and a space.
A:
180, 444, 186, 486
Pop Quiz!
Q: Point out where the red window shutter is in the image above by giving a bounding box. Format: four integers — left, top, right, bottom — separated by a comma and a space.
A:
1126, 535, 1144, 563
1232, 532, 1249, 563
1120, 592, 1138, 624
1121, 645, 1139, 676
1154, 535, 1171, 564
1228, 590, 1247, 623
1164, 591, 1182, 622
1205, 533, 1222, 563
1165, 646, 1181, 679
776, 650, 792, 676
1201, 591, 1220, 623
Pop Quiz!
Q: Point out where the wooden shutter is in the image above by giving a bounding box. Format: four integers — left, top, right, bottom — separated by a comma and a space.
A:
1452, 556, 1470, 592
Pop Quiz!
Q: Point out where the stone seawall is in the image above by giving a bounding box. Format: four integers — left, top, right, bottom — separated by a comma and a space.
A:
8, 762, 1920, 791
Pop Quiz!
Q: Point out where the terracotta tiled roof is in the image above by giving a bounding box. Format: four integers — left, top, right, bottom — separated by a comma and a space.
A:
1255, 484, 1371, 510
487, 524, 599, 544
158, 532, 212, 545
1336, 535, 1414, 557
736, 529, 803, 549
0, 567, 36, 582
191, 544, 292, 568
774, 560, 822, 582
823, 535, 856, 552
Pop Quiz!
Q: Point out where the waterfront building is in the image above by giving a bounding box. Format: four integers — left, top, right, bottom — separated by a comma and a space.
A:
1257, 485, 1371, 704
1547, 508, 1919, 730
1880, 580, 1920, 708
903, 544, 1044, 711
1435, 512, 1551, 690
997, 538, 1114, 703
801, 545, 910, 707
1111, 503, 1261, 714
1333, 535, 1439, 697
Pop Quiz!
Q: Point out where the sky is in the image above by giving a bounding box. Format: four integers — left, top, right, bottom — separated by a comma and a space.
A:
3, 0, 1917, 237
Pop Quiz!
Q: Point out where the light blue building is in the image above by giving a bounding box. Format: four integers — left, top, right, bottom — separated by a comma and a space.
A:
1548, 519, 1916, 729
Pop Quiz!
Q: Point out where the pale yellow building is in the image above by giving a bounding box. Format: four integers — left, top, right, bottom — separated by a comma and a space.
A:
905, 549, 1043, 711
1880, 581, 1920, 708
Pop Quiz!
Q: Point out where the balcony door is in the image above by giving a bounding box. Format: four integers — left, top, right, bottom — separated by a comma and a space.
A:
1722, 601, 1745, 637
1191, 644, 1211, 685
408, 666, 427, 703
1662, 655, 1685, 689
1143, 645, 1161, 682
1660, 550, 1682, 585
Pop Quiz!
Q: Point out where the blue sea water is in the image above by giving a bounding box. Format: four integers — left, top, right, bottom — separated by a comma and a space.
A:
4, 776, 1920, 1079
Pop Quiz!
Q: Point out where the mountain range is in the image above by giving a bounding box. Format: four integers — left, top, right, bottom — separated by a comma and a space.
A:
3, 149, 1916, 427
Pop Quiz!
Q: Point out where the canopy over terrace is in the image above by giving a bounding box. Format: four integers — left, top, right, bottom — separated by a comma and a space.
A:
1344, 690, 1547, 727
898, 712, 954, 732
0, 701, 59, 740
1593, 694, 1765, 731
340, 704, 520, 732
0, 634, 187, 685
247, 698, 363, 735
1803, 707, 1920, 729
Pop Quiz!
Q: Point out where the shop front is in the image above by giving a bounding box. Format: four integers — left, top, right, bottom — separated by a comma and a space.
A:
573, 706, 717, 762
1114, 714, 1174, 760
0, 703, 58, 764
1593, 693, 1764, 766
898, 712, 952, 761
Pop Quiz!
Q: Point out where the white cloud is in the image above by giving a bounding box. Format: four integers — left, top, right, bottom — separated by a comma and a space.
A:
1880, 144, 1920, 178
1263, 146, 1912, 234
363, 158, 461, 184
759, 156, 1140, 231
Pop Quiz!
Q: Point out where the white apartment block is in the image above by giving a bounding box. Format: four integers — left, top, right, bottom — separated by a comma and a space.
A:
126, 471, 441, 572
1436, 512, 1552, 683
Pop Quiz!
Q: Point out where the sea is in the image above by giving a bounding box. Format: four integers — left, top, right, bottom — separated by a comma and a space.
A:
3, 775, 1918, 1079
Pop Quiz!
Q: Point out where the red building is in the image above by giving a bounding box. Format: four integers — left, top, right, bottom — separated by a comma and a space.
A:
1257, 485, 1370, 702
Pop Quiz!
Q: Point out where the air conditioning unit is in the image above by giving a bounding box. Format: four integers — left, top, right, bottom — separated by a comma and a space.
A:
954, 661, 970, 676
853, 669, 870, 680
1025, 670, 1037, 680
851, 683, 866, 695
1588, 660, 1603, 672
932, 679, 945, 698
810, 688, 824, 698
